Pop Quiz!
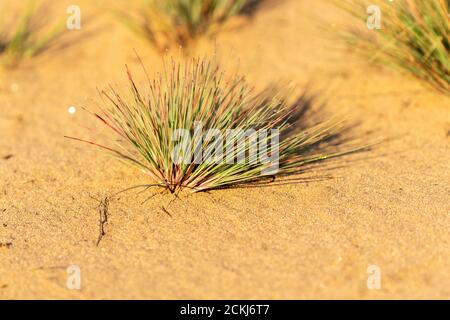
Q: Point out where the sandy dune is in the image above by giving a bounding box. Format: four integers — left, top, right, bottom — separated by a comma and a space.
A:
0, 0, 449, 299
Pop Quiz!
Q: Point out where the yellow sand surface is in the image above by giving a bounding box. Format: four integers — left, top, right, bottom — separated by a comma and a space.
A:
0, 0, 449, 299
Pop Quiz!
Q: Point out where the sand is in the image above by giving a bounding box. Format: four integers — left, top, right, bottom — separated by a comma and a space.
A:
0, 0, 449, 299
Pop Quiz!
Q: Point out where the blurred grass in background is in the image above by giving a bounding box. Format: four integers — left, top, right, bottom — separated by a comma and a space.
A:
117, 0, 262, 52
333, 0, 450, 95
0, 0, 65, 68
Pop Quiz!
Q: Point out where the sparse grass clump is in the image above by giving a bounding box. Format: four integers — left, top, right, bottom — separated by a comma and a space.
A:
334, 0, 450, 95
0, 0, 64, 67
118, 0, 261, 51
68, 58, 364, 193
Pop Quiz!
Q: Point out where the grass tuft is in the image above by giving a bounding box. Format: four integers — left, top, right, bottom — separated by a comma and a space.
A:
117, 0, 262, 52
332, 0, 450, 95
68, 58, 366, 193
0, 0, 65, 67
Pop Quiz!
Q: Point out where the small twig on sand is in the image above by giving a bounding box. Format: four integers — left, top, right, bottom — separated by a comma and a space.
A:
96, 197, 109, 246
159, 193, 180, 217
161, 206, 172, 217
0, 242, 12, 249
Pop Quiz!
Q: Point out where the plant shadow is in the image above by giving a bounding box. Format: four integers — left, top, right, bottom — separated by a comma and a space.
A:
209, 87, 376, 192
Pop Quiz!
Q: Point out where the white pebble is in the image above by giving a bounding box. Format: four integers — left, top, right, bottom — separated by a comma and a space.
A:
68, 106, 77, 114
